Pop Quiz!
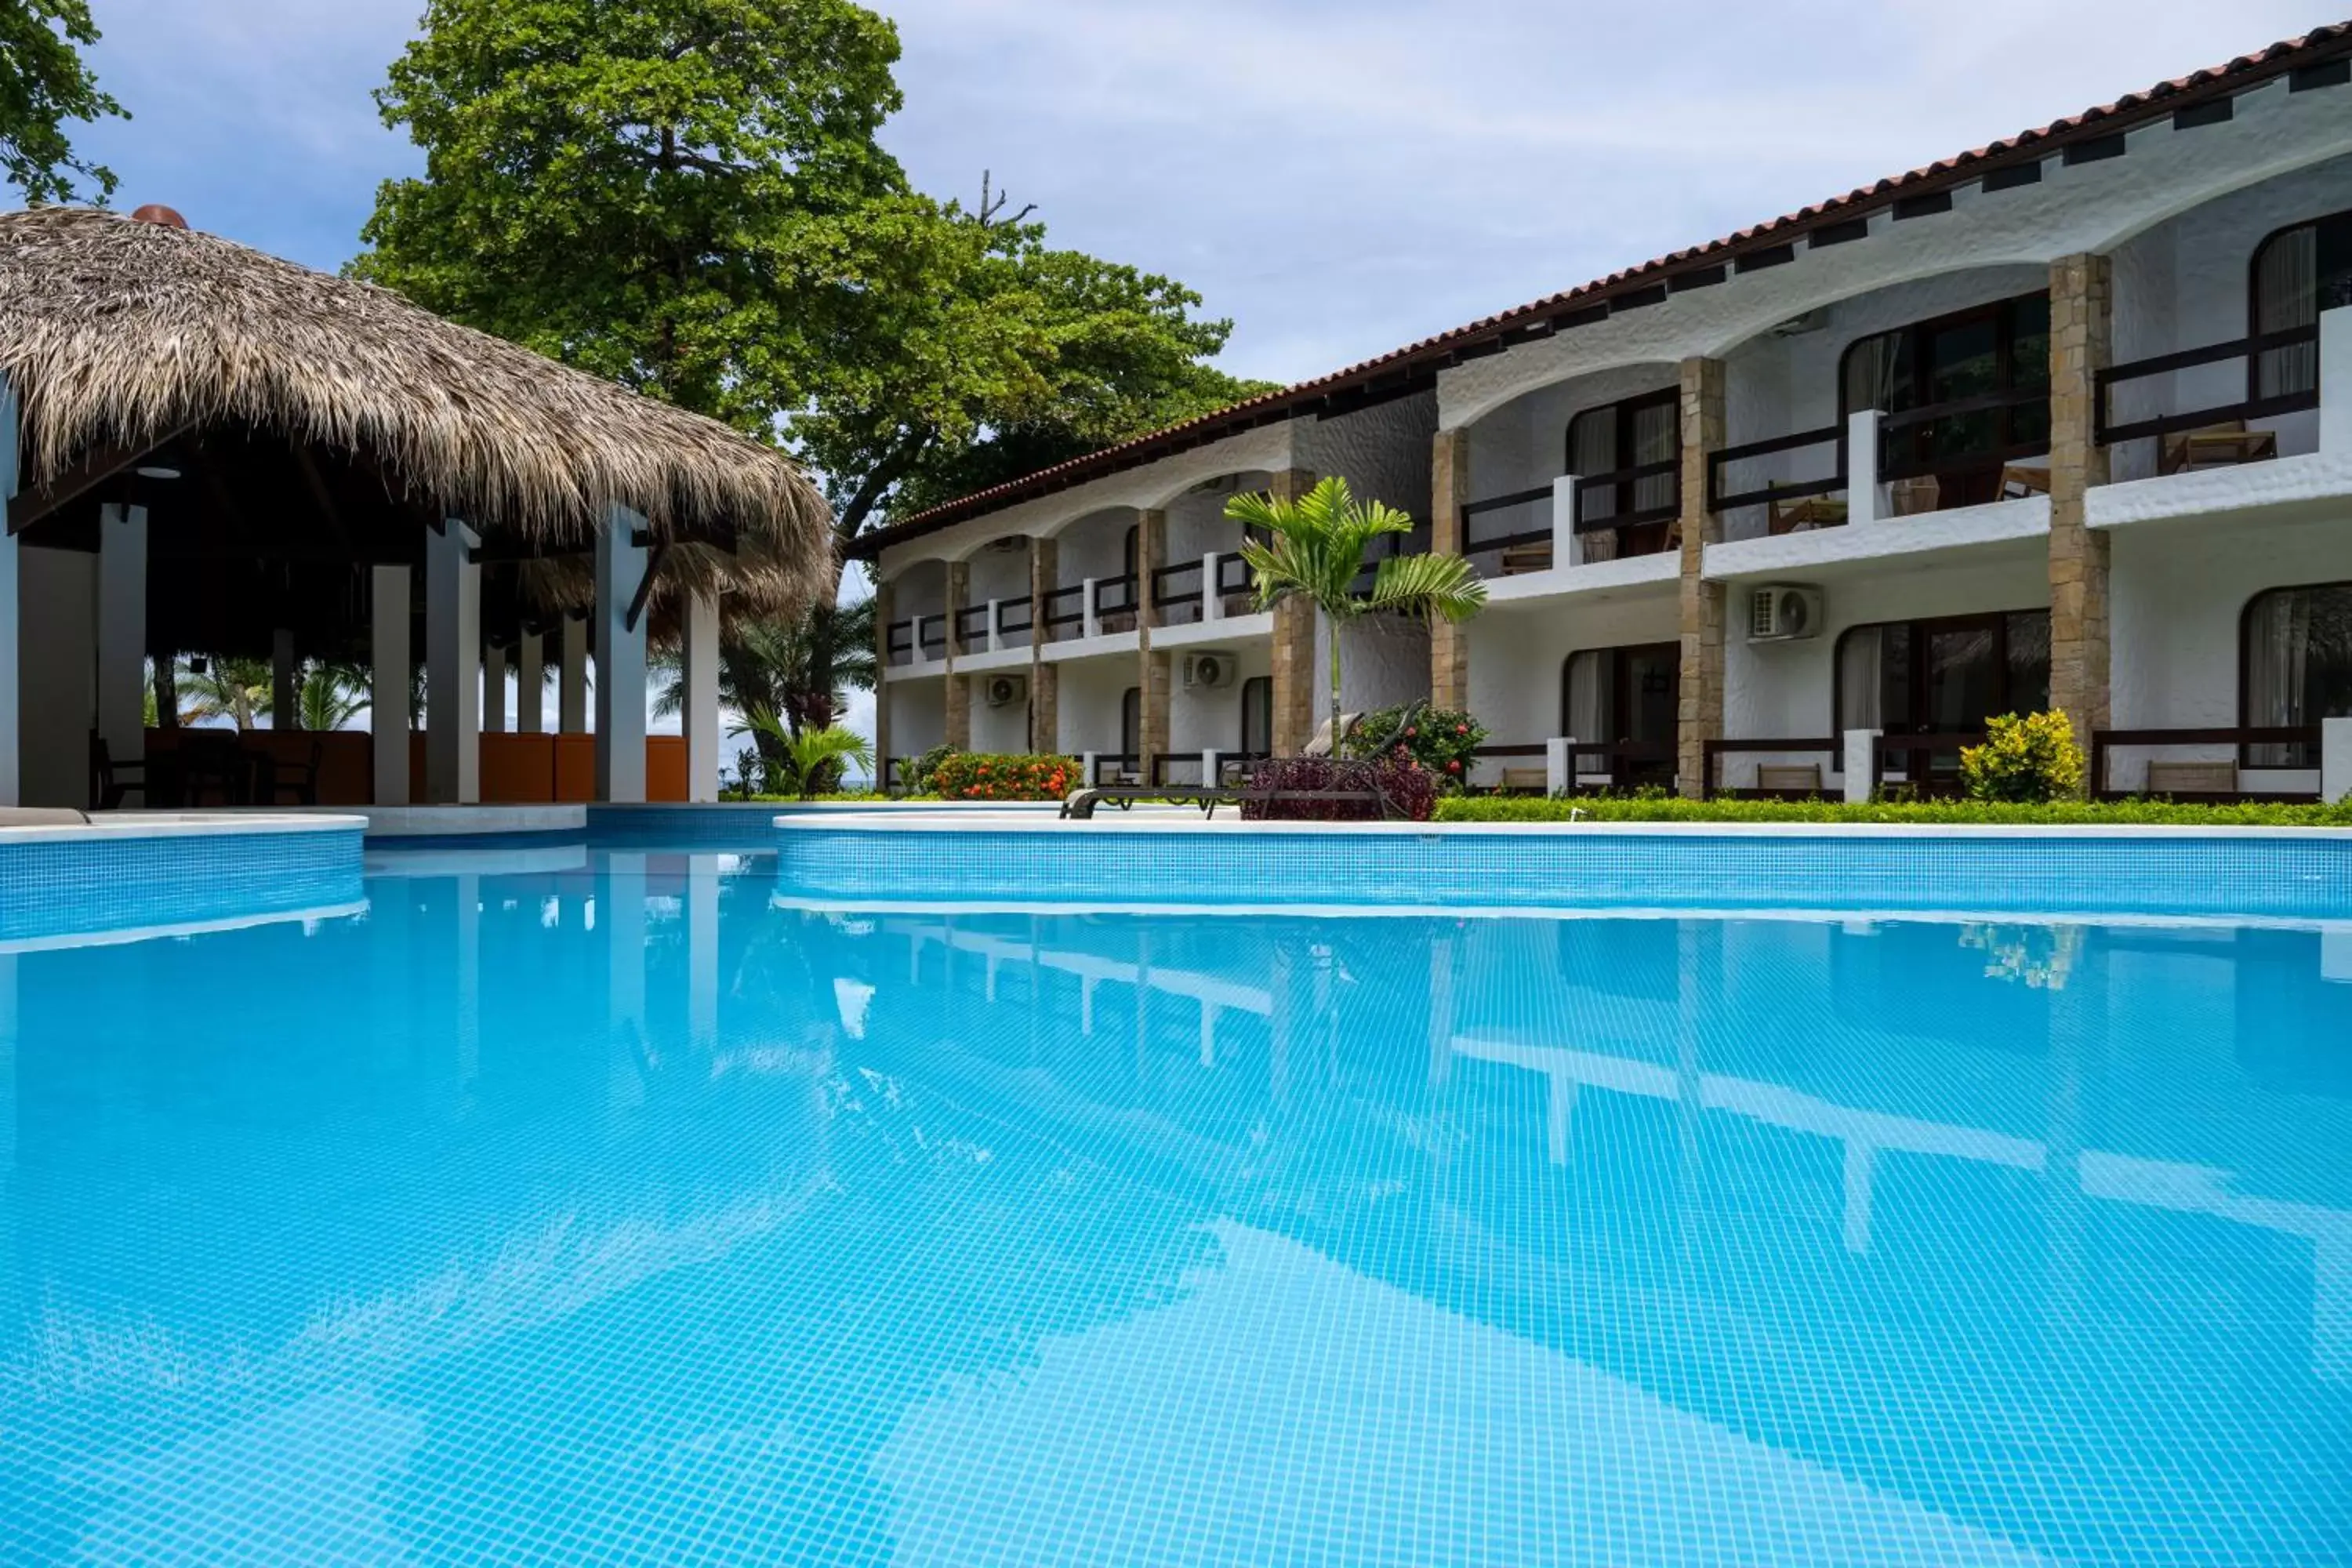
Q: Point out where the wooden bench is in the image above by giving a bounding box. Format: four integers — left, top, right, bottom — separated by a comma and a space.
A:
2145, 760, 2237, 796
1756, 764, 1824, 794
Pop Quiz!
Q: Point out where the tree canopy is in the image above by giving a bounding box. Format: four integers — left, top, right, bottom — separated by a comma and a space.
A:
0, 0, 125, 203
354, 0, 1272, 561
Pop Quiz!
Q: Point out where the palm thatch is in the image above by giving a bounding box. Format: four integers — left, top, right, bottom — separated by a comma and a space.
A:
0, 206, 833, 617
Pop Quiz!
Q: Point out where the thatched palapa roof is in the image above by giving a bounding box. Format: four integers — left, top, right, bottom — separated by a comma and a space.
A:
0, 206, 833, 622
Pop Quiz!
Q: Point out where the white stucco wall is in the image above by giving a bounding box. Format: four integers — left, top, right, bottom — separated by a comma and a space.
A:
1054, 656, 1135, 756
2107, 151, 2350, 480
18, 545, 94, 808
1163, 470, 1272, 579
1054, 510, 1134, 595
1724, 550, 2050, 743
968, 674, 1031, 753
2107, 506, 2350, 789
1168, 643, 1273, 757
964, 539, 1032, 607
1310, 611, 1429, 722
1295, 392, 1439, 517
1465, 588, 1682, 746
886, 679, 944, 760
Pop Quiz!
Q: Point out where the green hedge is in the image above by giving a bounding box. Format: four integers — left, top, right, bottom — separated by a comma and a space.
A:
1432, 795, 2352, 828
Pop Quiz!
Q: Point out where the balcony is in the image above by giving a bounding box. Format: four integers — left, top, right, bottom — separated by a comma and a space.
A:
1150, 552, 1253, 627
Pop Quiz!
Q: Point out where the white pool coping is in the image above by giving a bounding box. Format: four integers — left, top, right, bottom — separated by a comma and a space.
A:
772, 812, 2352, 842
0, 811, 368, 847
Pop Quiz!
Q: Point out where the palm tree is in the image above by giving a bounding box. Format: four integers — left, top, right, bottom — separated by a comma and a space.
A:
177, 655, 271, 730
655, 597, 879, 775
298, 660, 370, 731
735, 712, 873, 798
1225, 477, 1486, 746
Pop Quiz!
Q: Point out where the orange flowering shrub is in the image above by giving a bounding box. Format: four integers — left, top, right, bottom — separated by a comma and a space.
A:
929, 753, 1080, 802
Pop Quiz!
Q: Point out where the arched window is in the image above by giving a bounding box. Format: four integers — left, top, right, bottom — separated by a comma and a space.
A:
2249, 209, 2352, 401
2241, 582, 2352, 768
1559, 643, 1677, 788
1564, 389, 1678, 555
1239, 676, 1272, 757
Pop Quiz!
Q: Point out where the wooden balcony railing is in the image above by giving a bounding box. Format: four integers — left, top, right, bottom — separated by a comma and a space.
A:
2095, 325, 2320, 447
1700, 736, 1840, 800
1708, 425, 1846, 512
1040, 584, 1085, 641
998, 594, 1034, 639
885, 618, 916, 665
2089, 725, 2321, 801
1462, 486, 1552, 556
1875, 386, 2051, 485
1089, 753, 1140, 787
952, 604, 990, 647
1868, 732, 1985, 800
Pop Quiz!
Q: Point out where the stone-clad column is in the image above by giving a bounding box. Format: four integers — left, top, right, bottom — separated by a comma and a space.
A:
1265, 468, 1319, 754
2048, 252, 2113, 768
1674, 357, 1726, 798
1029, 538, 1058, 754
1138, 510, 1168, 777
1429, 429, 1471, 713
943, 559, 970, 750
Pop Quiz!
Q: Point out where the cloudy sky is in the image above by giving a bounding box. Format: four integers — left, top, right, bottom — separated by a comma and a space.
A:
71, 0, 2345, 388
56, 0, 2344, 758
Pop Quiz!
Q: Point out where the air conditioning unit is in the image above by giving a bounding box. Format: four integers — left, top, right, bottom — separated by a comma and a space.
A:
1181, 651, 1239, 690
984, 673, 1028, 708
1748, 584, 1824, 643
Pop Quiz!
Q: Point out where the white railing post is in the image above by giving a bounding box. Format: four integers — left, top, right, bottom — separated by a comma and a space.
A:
1082, 578, 1102, 641
1080, 750, 1100, 789
1200, 552, 1224, 622
2320, 305, 2350, 458
1552, 475, 1581, 568
1201, 748, 1219, 787
1843, 728, 1882, 804
1546, 736, 1573, 797
986, 598, 1002, 653
1846, 411, 1880, 525
2323, 715, 2352, 805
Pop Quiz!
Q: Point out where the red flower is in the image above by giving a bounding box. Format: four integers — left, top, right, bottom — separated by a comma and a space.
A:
1454, 724, 1468, 735
1446, 759, 1462, 773
1404, 727, 1418, 739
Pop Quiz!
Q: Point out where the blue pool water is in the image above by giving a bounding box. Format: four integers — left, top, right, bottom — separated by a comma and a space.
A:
2, 844, 2348, 1565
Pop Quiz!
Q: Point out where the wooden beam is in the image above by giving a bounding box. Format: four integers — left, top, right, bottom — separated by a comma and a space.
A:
5, 423, 193, 535
624, 542, 668, 634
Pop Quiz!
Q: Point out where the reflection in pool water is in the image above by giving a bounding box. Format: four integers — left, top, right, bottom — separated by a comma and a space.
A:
0, 847, 2346, 1565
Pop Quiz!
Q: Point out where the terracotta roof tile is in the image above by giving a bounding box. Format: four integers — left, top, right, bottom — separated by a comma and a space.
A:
854, 20, 2350, 559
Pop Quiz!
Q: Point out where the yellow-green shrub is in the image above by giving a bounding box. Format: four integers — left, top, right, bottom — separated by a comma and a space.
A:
1959, 711, 2084, 804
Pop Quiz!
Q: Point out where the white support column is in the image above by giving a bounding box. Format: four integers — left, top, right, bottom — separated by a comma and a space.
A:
558, 614, 587, 733
1846, 410, 1881, 525
2322, 716, 2352, 806
96, 502, 149, 773
605, 851, 648, 1112
986, 598, 1003, 653
594, 510, 648, 803
1200, 748, 1218, 788
2321, 305, 2350, 458
1552, 475, 1582, 568
426, 518, 482, 804
682, 590, 720, 802
370, 564, 412, 805
1081, 750, 1099, 789
1200, 552, 1224, 622
1843, 728, 1882, 804
1546, 735, 1573, 797
0, 376, 19, 807
484, 641, 508, 735
516, 630, 545, 735
1081, 578, 1102, 641
270, 628, 297, 731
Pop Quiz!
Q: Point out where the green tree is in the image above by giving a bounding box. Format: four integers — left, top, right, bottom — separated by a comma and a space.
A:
177, 656, 270, 731
0, 0, 124, 203
655, 593, 876, 757
735, 713, 871, 797
1226, 477, 1487, 746
298, 661, 371, 731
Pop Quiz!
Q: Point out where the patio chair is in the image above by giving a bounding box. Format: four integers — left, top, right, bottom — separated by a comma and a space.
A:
1769, 497, 1848, 535
2145, 760, 2237, 797
253, 739, 325, 806
1498, 766, 1549, 793
1301, 713, 1363, 758
1998, 464, 2052, 499
1499, 543, 1553, 575
2161, 419, 2278, 476
89, 734, 153, 810
1756, 764, 1824, 794
1889, 477, 1940, 517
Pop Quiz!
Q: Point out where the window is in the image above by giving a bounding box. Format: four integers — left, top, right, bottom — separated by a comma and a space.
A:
1840, 292, 2051, 508
2241, 583, 2352, 768
2250, 209, 2352, 401
1566, 388, 1679, 557
1560, 643, 1678, 787
1239, 676, 1272, 757
1120, 685, 1142, 758
1835, 611, 2050, 738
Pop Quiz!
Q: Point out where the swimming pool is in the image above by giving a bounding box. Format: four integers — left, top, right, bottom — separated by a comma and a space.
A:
2, 843, 2346, 1564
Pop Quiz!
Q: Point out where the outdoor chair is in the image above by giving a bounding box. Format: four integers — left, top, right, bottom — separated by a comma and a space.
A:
1498, 766, 1549, 793
1769, 497, 1848, 535
90, 734, 154, 810
1889, 476, 1940, 517
1499, 543, 1553, 575
1756, 764, 1824, 794
2145, 760, 2238, 797
254, 739, 325, 806
2161, 419, 2278, 476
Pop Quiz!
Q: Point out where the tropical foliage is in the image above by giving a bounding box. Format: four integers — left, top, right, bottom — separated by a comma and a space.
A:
1347, 703, 1486, 790
1240, 755, 1439, 823
0, 0, 124, 202
1226, 477, 1486, 745
928, 752, 1076, 802
735, 713, 873, 799
1959, 710, 2085, 803
1433, 795, 2352, 827
298, 661, 371, 731
657, 596, 879, 784
176, 655, 270, 730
